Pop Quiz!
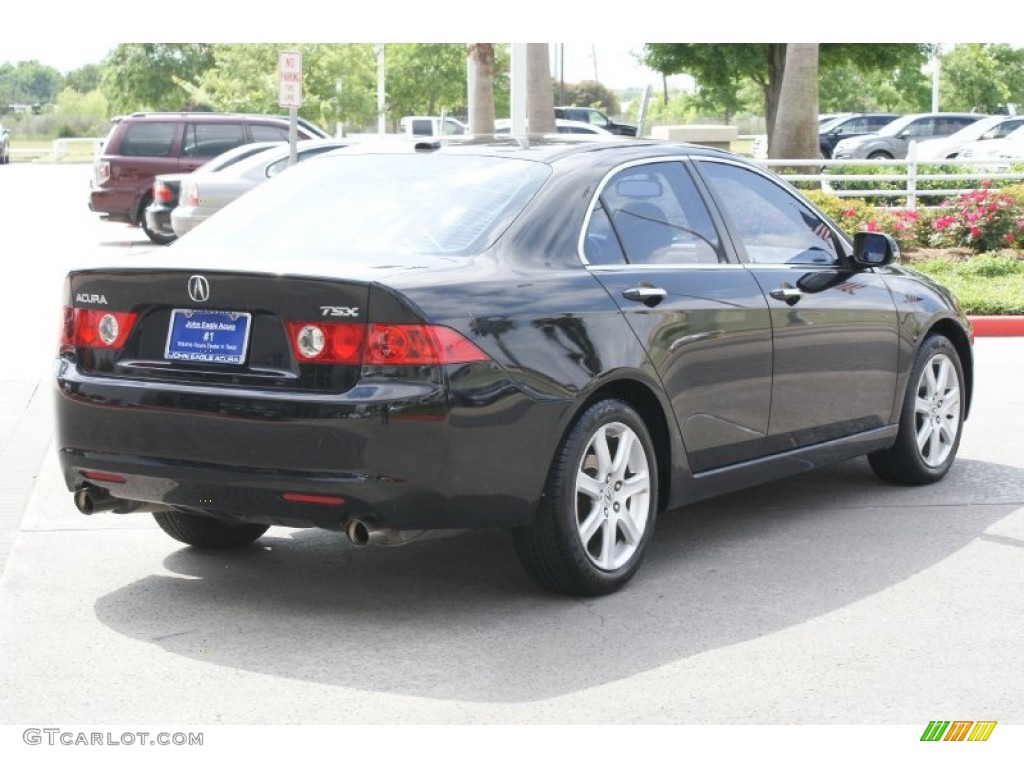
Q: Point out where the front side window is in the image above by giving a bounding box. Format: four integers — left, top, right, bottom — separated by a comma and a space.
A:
590, 161, 721, 265
698, 161, 839, 266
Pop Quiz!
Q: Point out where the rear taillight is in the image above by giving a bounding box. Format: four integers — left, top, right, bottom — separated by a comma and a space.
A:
183, 182, 198, 207
153, 182, 174, 203
364, 324, 489, 365
286, 322, 363, 364
95, 161, 110, 186
60, 307, 138, 353
286, 322, 488, 365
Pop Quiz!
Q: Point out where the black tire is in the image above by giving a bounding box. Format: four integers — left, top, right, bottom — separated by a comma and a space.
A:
513, 398, 658, 596
152, 510, 269, 549
138, 194, 176, 245
869, 334, 965, 485
867, 151, 893, 160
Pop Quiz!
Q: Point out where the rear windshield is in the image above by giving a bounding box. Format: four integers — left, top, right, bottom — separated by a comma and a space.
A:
176, 152, 551, 257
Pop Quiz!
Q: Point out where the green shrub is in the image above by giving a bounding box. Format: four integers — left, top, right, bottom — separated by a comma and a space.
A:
929, 182, 1024, 252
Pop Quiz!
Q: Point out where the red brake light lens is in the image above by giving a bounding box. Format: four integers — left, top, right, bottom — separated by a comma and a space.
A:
154, 182, 174, 203
60, 307, 138, 352
286, 322, 488, 365
364, 324, 489, 365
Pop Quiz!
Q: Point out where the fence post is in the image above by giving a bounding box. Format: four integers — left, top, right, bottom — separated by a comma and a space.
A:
906, 140, 917, 211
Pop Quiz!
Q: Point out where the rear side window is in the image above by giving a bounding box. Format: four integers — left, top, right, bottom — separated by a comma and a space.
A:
593, 161, 721, 265
182, 123, 247, 157
251, 124, 290, 142
118, 122, 176, 157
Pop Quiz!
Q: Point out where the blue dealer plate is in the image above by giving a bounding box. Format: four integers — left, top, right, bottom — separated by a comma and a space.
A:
165, 309, 252, 365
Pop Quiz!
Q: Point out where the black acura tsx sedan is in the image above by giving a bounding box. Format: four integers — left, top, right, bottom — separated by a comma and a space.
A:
55, 136, 973, 596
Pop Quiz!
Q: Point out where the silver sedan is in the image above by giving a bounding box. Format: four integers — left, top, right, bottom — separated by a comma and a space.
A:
171, 138, 350, 236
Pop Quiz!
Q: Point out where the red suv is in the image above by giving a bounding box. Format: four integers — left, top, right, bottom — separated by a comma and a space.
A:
90, 112, 328, 243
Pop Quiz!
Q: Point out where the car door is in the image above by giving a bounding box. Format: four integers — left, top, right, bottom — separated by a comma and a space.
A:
692, 159, 900, 453
581, 159, 774, 473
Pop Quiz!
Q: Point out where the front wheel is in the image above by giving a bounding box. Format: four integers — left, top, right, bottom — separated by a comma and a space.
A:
153, 510, 269, 549
867, 151, 893, 160
869, 334, 965, 485
513, 399, 658, 596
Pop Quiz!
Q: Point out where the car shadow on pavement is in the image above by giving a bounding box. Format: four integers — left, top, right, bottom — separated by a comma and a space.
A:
93, 456, 1023, 704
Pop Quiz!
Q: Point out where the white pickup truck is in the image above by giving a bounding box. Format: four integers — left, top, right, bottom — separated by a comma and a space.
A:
399, 116, 468, 137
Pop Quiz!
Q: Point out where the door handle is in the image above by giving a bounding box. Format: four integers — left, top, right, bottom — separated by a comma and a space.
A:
769, 285, 803, 306
622, 285, 667, 307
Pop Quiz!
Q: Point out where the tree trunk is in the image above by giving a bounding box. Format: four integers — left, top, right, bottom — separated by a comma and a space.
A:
526, 43, 556, 133
770, 43, 820, 160
763, 43, 788, 149
467, 43, 495, 134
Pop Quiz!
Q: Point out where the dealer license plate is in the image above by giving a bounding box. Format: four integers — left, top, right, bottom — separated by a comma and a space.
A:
165, 309, 252, 365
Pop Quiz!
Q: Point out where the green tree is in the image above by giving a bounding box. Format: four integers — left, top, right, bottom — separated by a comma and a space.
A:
64, 64, 103, 94
101, 44, 215, 112
0, 60, 63, 106
560, 80, 620, 116
385, 43, 467, 119
194, 44, 377, 130
642, 44, 932, 143
51, 87, 110, 136
819, 64, 929, 113
939, 44, 1024, 112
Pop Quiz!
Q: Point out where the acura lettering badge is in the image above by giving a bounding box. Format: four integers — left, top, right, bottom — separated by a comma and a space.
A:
188, 275, 210, 303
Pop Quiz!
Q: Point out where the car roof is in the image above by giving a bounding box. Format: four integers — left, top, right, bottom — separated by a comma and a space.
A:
321, 135, 731, 166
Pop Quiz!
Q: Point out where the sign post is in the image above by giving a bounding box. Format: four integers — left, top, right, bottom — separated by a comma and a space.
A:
278, 50, 303, 166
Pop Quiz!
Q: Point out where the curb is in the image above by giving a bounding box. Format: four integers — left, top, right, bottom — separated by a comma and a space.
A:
969, 316, 1024, 338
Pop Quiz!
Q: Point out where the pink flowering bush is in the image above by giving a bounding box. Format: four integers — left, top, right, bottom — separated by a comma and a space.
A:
928, 182, 1024, 252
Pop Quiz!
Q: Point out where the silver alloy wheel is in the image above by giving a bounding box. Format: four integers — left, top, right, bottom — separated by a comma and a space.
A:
914, 352, 962, 468
574, 421, 652, 571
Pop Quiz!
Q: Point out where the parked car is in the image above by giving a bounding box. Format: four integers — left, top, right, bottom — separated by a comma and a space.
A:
818, 113, 901, 158
0, 124, 10, 164
144, 142, 286, 244
399, 115, 467, 137
832, 113, 986, 160
750, 114, 863, 159
914, 114, 1024, 161
170, 138, 351, 237
955, 124, 1024, 168
555, 106, 637, 136
56, 138, 972, 596
89, 112, 329, 243
493, 118, 615, 136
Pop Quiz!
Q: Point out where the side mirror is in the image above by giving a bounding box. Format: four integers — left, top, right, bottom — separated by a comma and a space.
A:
852, 231, 898, 267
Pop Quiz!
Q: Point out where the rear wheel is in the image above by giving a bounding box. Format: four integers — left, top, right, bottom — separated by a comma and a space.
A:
867, 151, 893, 160
869, 334, 965, 485
513, 398, 658, 596
153, 510, 269, 549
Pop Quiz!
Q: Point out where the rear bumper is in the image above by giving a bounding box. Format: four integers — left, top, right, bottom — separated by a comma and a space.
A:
54, 360, 563, 531
90, 187, 137, 222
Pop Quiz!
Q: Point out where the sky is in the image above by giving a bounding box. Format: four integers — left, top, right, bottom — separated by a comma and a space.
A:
4, 4, 1015, 89
6, 1, 992, 88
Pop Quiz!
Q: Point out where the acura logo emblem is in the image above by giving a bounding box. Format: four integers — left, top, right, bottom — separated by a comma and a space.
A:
188, 275, 210, 303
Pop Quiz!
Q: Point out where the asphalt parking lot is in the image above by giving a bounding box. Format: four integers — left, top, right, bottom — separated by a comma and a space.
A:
0, 165, 1022, 739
